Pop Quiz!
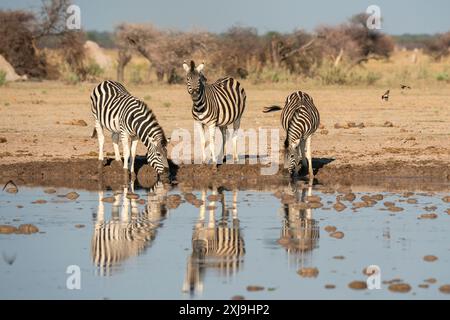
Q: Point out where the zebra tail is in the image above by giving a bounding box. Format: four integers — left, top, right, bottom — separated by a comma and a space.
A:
91, 128, 97, 138
263, 105, 282, 113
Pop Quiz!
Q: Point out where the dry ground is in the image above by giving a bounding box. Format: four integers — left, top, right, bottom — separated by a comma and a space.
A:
1, 81, 449, 168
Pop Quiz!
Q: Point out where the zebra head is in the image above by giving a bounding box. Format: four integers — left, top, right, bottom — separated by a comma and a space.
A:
146, 138, 169, 175
284, 139, 300, 176
183, 60, 206, 97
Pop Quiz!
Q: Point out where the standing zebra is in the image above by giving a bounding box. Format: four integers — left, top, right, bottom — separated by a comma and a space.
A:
90, 80, 169, 174
263, 91, 320, 177
183, 60, 246, 164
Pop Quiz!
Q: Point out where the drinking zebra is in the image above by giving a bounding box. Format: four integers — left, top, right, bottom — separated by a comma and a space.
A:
263, 91, 320, 177
90, 80, 169, 174
183, 188, 245, 295
183, 60, 246, 164
91, 183, 168, 276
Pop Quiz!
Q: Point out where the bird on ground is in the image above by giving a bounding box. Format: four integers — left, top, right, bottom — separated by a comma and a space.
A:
381, 90, 390, 101
400, 84, 411, 90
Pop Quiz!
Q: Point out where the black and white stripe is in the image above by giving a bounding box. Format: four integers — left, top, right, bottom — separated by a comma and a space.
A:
91, 184, 167, 276
183, 60, 246, 163
90, 80, 168, 174
263, 91, 320, 176
278, 184, 319, 268
183, 189, 245, 295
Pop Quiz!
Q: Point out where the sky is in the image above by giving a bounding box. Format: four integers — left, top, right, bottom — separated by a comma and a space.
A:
1, 0, 450, 35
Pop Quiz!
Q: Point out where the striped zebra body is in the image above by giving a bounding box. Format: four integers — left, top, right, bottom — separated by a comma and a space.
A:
183, 189, 245, 295
90, 80, 168, 174
264, 91, 320, 176
183, 61, 246, 164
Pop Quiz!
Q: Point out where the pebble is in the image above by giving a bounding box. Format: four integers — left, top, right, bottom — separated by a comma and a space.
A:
17, 224, 39, 234
423, 255, 438, 262
388, 283, 411, 293
75, 224, 85, 228
442, 196, 450, 203
66, 192, 80, 200
388, 206, 404, 212
44, 188, 57, 194
231, 295, 246, 300
371, 194, 384, 200
306, 195, 321, 203
348, 281, 367, 290
246, 285, 265, 292
32, 199, 47, 204
424, 278, 437, 284
325, 284, 336, 289
333, 202, 346, 212
419, 213, 438, 219
330, 231, 345, 239
343, 193, 356, 202
126, 193, 140, 200
324, 225, 337, 233
207, 194, 221, 201
297, 267, 319, 278
101, 197, 115, 203
0, 225, 18, 234
439, 285, 450, 294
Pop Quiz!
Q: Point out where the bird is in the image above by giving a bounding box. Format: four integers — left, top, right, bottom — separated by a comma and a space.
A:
400, 84, 411, 90
381, 90, 390, 101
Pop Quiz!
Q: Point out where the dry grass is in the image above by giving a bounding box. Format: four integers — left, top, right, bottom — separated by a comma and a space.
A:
0, 77, 449, 167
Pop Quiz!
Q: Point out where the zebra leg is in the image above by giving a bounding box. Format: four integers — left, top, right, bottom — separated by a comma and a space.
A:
208, 125, 217, 165
121, 131, 131, 171
112, 133, 121, 162
232, 120, 240, 162
95, 121, 105, 161
220, 126, 227, 163
299, 139, 307, 175
130, 137, 139, 174
306, 135, 314, 178
196, 122, 206, 163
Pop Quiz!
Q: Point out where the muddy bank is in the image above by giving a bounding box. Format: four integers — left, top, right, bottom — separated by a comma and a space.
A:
0, 158, 449, 191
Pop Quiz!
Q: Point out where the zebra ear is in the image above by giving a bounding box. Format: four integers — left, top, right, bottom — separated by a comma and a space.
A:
183, 61, 190, 73
196, 62, 204, 73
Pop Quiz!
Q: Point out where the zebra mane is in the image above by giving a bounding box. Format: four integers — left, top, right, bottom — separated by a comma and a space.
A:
190, 60, 195, 71
140, 101, 167, 147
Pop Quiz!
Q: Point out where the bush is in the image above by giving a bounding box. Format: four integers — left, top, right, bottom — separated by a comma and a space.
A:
0, 70, 6, 86
364, 71, 382, 85
436, 72, 450, 82
63, 71, 80, 85
319, 66, 348, 85
85, 61, 104, 78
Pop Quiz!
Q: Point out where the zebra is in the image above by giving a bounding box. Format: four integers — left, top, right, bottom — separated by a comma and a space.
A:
90, 80, 169, 174
277, 183, 319, 269
91, 182, 168, 276
263, 91, 320, 177
182, 60, 246, 164
183, 188, 245, 295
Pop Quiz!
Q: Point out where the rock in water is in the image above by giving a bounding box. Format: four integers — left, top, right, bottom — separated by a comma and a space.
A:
137, 165, 158, 188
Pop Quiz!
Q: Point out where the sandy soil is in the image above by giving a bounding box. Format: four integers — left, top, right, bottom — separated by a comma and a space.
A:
0, 81, 449, 190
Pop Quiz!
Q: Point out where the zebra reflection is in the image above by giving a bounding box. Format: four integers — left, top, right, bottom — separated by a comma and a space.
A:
91, 182, 167, 276
183, 188, 245, 295
278, 183, 319, 269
